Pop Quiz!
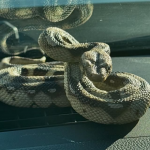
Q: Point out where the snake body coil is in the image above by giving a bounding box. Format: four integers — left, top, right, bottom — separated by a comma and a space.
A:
0, 61, 70, 108
38, 27, 150, 124
0, 27, 149, 124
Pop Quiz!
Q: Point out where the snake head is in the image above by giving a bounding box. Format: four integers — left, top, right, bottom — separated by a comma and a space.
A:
81, 50, 112, 82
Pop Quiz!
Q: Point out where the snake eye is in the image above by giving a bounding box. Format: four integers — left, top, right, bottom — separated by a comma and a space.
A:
107, 66, 112, 72
107, 66, 111, 70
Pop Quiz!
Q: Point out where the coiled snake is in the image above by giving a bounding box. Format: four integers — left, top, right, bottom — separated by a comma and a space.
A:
0, 27, 150, 124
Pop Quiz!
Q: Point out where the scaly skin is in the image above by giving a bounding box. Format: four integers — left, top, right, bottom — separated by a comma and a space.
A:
0, 27, 149, 124
38, 27, 150, 124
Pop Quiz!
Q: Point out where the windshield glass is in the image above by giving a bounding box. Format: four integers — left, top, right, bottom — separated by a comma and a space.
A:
0, 0, 150, 56
0, 0, 149, 131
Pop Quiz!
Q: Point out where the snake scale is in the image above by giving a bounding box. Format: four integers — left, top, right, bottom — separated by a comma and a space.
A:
0, 27, 150, 124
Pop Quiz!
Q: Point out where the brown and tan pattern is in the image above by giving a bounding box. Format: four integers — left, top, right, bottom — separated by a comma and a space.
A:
38, 27, 150, 124
0, 56, 46, 69
0, 61, 70, 108
0, 27, 150, 124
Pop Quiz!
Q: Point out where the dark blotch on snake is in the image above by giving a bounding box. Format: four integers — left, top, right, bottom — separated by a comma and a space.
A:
83, 109, 87, 113
109, 91, 121, 99
4, 76, 27, 93
24, 79, 65, 99
21, 68, 28, 76
44, 76, 61, 82
53, 71, 64, 75
105, 74, 125, 88
0, 72, 9, 79
33, 68, 49, 76
12, 97, 16, 101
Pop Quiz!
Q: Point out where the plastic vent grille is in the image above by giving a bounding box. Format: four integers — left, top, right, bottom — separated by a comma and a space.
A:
0, 102, 88, 132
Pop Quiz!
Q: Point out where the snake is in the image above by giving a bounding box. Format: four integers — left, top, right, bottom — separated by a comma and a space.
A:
0, 56, 46, 69
0, 27, 150, 125
0, 57, 70, 108
0, 0, 93, 55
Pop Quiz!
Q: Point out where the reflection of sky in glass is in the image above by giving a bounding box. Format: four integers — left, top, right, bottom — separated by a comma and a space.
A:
0, 0, 150, 8
93, 0, 150, 3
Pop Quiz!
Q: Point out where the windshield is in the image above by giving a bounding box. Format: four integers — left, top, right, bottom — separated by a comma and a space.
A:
0, 0, 149, 131
0, 0, 149, 57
